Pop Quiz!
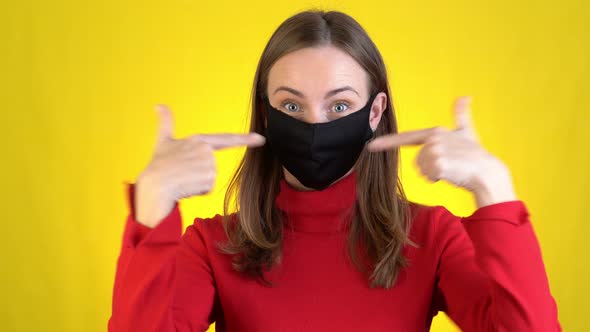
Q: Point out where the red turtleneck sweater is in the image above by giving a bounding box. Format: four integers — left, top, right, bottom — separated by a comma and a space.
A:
108, 172, 561, 331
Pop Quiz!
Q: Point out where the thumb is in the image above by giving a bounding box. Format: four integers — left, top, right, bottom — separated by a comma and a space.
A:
155, 104, 174, 144
453, 96, 478, 141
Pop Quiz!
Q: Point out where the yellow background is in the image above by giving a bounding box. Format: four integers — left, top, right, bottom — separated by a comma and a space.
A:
2, 0, 588, 330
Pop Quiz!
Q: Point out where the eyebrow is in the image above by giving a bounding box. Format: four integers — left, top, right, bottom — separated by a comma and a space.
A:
273, 85, 360, 98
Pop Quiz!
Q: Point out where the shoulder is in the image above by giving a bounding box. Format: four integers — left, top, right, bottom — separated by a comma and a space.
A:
177, 213, 237, 261
187, 213, 237, 241
408, 200, 458, 230
406, 201, 466, 250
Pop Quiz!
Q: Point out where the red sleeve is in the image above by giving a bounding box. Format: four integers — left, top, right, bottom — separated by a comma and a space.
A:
108, 182, 218, 332
431, 200, 561, 331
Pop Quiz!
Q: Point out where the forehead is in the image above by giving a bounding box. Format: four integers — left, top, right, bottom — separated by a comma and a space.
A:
267, 46, 369, 97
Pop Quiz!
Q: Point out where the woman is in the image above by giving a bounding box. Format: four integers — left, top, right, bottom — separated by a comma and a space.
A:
108, 10, 561, 332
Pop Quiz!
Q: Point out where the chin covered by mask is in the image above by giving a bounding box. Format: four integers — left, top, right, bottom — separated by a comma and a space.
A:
264, 94, 376, 190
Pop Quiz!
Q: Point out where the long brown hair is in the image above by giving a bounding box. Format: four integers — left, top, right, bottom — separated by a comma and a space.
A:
218, 10, 416, 289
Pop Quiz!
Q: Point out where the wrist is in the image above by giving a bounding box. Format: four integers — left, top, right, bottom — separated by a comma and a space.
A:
472, 158, 517, 208
135, 172, 175, 228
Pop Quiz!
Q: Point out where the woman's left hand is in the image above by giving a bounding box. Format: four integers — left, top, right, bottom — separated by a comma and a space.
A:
367, 96, 517, 208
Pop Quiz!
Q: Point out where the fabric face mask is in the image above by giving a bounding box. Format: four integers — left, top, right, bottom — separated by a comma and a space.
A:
263, 94, 376, 190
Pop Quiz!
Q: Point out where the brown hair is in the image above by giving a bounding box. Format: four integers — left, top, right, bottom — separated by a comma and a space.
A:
218, 10, 416, 289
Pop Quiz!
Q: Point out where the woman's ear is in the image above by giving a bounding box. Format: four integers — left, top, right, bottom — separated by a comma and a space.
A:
369, 92, 387, 131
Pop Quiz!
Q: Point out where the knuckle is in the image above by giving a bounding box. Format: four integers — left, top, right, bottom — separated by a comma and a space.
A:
432, 126, 447, 134
204, 178, 214, 191
433, 158, 445, 171
188, 135, 203, 143
181, 139, 197, 152
428, 127, 448, 141
425, 135, 440, 145
207, 168, 216, 182
192, 140, 206, 150
196, 164, 216, 182
202, 143, 214, 154
414, 156, 421, 166
193, 142, 214, 157
429, 143, 443, 156
197, 187, 210, 196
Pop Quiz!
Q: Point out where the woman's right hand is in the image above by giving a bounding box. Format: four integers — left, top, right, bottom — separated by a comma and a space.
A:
134, 104, 266, 228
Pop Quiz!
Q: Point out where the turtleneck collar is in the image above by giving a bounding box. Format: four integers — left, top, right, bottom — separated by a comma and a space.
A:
275, 171, 357, 233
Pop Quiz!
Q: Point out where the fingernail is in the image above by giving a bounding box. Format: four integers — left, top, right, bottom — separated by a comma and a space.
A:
250, 133, 266, 142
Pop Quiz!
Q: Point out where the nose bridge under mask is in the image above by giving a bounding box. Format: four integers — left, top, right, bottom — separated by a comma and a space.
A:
310, 107, 372, 156
264, 93, 377, 190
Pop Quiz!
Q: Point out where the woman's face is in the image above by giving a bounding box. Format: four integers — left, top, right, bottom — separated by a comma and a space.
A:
266, 45, 387, 190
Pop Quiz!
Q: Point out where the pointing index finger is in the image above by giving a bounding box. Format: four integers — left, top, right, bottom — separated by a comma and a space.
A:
367, 127, 440, 152
195, 133, 266, 150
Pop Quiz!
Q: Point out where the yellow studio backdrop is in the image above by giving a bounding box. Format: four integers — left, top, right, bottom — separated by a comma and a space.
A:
1, 0, 588, 331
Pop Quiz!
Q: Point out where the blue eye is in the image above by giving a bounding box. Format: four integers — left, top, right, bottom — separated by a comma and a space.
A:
333, 102, 349, 113
282, 102, 300, 112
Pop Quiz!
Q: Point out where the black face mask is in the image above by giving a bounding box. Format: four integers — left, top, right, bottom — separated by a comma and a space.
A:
264, 94, 376, 190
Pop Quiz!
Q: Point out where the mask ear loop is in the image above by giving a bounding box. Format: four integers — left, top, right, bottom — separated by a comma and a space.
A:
366, 93, 379, 144
366, 128, 377, 146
